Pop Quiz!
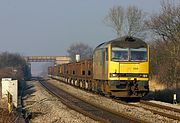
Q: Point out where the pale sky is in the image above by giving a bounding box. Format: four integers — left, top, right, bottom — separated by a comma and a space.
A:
1, 0, 179, 75
0, 0, 175, 56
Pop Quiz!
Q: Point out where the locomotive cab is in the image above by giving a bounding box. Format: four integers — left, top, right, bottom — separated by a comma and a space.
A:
93, 36, 149, 97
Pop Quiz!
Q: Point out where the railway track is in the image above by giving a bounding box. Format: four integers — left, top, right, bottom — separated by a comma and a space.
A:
140, 100, 180, 113
49, 77, 180, 122
137, 100, 180, 121
114, 100, 180, 121
38, 78, 146, 123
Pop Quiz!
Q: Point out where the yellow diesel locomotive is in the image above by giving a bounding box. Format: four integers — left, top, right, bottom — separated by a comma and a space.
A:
48, 36, 149, 98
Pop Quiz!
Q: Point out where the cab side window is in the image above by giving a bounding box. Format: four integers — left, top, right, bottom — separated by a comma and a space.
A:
105, 48, 108, 61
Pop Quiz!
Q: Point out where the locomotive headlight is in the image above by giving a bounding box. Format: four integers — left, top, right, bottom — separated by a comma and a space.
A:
140, 74, 148, 78
110, 73, 118, 77
143, 74, 148, 78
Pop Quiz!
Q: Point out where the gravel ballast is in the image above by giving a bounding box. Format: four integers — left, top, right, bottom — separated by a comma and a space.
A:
47, 78, 180, 123
23, 80, 98, 123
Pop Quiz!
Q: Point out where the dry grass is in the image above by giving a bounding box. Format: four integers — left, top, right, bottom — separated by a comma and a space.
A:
0, 108, 17, 123
0, 83, 17, 123
0, 99, 18, 123
0, 84, 1, 99
149, 78, 165, 91
144, 78, 180, 103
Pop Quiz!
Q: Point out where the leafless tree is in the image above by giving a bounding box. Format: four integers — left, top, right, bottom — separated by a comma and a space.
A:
147, 0, 180, 88
67, 42, 93, 62
125, 6, 147, 38
147, 0, 180, 43
0, 52, 31, 80
105, 5, 147, 38
105, 6, 124, 37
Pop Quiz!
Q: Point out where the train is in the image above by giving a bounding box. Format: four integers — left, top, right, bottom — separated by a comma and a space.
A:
48, 36, 149, 98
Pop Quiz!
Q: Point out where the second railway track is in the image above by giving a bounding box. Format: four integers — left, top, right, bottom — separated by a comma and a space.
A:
114, 99, 180, 121
134, 100, 180, 121
38, 78, 145, 123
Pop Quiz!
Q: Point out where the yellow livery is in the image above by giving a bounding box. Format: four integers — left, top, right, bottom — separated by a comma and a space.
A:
48, 36, 150, 98
93, 36, 149, 97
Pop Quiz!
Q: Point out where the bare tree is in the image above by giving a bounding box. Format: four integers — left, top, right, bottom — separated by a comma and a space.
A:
147, 0, 180, 88
125, 6, 147, 38
105, 6, 124, 37
67, 42, 93, 62
105, 5, 147, 38
147, 0, 180, 44
0, 52, 31, 80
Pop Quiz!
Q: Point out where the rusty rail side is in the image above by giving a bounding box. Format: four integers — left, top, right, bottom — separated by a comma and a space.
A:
44, 78, 148, 123
39, 80, 110, 123
140, 100, 180, 113
114, 100, 180, 121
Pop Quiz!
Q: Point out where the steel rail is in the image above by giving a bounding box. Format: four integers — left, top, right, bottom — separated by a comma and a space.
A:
114, 100, 180, 121
50, 76, 180, 122
138, 100, 180, 121
39, 78, 147, 123
140, 100, 180, 113
39, 80, 108, 123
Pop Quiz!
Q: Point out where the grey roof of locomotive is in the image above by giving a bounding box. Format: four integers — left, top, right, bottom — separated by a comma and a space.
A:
95, 36, 147, 50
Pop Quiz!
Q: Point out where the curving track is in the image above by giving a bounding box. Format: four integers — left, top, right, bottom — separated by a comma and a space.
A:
48, 76, 180, 122
38, 78, 146, 123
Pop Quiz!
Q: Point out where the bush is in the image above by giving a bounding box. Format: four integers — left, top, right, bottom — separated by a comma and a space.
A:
143, 88, 180, 104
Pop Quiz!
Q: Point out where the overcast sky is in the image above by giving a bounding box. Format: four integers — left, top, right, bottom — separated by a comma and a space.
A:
0, 0, 178, 57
